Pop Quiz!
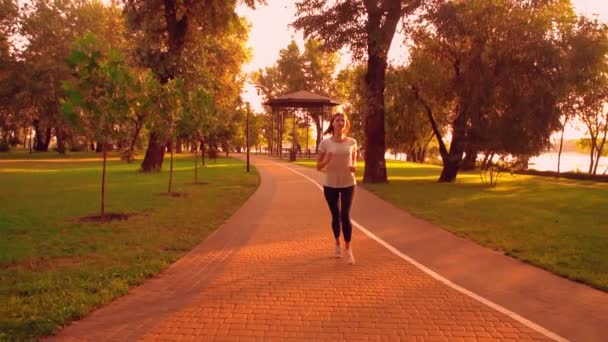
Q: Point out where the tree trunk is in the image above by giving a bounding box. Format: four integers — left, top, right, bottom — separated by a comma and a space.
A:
200, 139, 206, 166
363, 52, 388, 183
461, 145, 477, 171
168, 136, 174, 193
418, 148, 425, 163
557, 117, 567, 176
406, 148, 416, 162
141, 131, 166, 172
129, 122, 143, 153
315, 115, 322, 153
32, 120, 46, 152
20, 126, 26, 149
140, 0, 189, 171
194, 142, 198, 184
360, 1, 403, 183
43, 128, 51, 151
28, 126, 32, 153
588, 135, 597, 174
439, 112, 467, 182
56, 127, 66, 154
101, 145, 107, 220
593, 127, 607, 175
176, 137, 183, 153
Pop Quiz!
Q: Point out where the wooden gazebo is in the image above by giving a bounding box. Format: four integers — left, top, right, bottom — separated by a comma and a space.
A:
263, 90, 340, 160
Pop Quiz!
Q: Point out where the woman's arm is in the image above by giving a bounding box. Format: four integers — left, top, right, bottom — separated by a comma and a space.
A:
317, 151, 332, 170
349, 142, 357, 173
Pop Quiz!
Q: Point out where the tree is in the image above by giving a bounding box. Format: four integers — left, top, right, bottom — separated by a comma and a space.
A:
560, 17, 608, 175
160, 78, 186, 194
334, 66, 367, 145
179, 87, 213, 184
409, 0, 575, 182
578, 85, 608, 175
0, 0, 19, 151
277, 41, 307, 92
385, 66, 436, 163
122, 70, 161, 162
16, 0, 128, 153
293, 0, 423, 183
62, 33, 133, 220
124, 0, 263, 172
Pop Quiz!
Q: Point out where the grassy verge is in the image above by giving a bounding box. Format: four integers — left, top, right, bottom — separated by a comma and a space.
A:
294, 159, 608, 291
0, 149, 123, 160
0, 154, 258, 340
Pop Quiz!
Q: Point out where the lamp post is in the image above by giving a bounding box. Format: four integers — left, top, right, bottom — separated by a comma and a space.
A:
246, 102, 250, 173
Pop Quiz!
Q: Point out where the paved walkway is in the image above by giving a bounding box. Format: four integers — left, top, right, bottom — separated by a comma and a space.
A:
49, 156, 608, 341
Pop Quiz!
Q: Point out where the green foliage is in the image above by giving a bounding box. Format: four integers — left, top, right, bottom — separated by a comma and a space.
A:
124, 0, 260, 83
578, 138, 608, 157
62, 33, 133, 146
253, 38, 338, 98
407, 0, 585, 181
334, 66, 366, 144
178, 86, 214, 142
12, 0, 130, 152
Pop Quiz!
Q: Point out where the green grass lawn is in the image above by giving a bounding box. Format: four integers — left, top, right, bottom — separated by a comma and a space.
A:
0, 149, 121, 159
295, 159, 608, 291
0, 153, 259, 340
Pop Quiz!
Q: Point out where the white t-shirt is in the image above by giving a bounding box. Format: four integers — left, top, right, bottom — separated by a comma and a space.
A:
318, 137, 357, 188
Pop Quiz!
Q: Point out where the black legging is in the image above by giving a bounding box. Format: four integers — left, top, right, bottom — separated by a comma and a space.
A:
323, 186, 355, 242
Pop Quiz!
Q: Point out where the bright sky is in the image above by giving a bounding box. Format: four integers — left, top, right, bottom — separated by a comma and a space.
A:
237, 1, 607, 139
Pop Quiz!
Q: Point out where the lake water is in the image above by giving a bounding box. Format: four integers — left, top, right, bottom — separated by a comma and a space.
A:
529, 152, 608, 174
385, 151, 608, 174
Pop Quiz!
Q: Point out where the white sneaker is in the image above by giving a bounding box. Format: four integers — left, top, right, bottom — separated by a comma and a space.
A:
335, 245, 342, 258
345, 249, 355, 265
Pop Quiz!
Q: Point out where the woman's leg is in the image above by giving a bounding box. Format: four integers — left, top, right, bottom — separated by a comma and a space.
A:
339, 186, 355, 248
323, 186, 341, 243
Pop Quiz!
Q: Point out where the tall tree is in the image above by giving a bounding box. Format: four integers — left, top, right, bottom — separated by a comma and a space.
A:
385, 66, 438, 163
124, 0, 263, 172
334, 65, 367, 145
560, 17, 608, 175
0, 0, 19, 150
18, 0, 127, 153
62, 34, 133, 220
409, 0, 575, 182
293, 0, 423, 183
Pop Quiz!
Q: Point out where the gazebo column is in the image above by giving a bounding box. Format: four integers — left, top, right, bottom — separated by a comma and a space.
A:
291, 110, 297, 161
279, 108, 283, 159
306, 114, 310, 159
270, 106, 275, 156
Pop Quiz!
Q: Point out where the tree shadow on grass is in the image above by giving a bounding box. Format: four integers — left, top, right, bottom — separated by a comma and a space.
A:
156, 192, 188, 198
78, 213, 131, 223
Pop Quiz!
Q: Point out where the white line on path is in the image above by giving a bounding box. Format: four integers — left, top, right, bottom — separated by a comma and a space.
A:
275, 162, 568, 342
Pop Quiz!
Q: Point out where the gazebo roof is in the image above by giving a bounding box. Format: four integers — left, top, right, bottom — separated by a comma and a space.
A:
263, 90, 340, 108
